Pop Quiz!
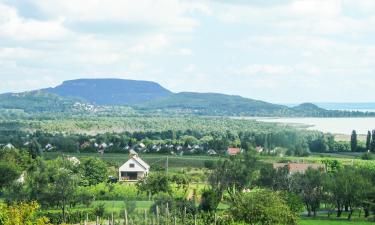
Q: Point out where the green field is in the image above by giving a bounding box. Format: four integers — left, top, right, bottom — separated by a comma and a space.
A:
300, 218, 374, 225
44, 152, 222, 168
44, 152, 375, 170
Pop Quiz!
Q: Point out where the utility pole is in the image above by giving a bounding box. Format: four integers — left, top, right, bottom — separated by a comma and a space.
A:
166, 156, 169, 175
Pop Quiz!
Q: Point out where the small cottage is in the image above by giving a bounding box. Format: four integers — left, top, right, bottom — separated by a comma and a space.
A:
227, 147, 241, 156
119, 150, 150, 181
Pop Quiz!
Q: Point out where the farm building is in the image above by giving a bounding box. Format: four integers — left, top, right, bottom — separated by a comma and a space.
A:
273, 163, 325, 175
227, 147, 241, 156
118, 150, 150, 181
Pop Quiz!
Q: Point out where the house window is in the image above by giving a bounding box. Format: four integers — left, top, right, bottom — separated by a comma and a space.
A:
129, 163, 135, 168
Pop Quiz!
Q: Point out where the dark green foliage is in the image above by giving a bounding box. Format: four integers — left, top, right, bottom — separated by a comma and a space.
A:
257, 164, 290, 191
279, 191, 304, 214
372, 130, 375, 153
291, 169, 327, 217
199, 189, 220, 212
79, 157, 108, 186
137, 173, 171, 196
351, 130, 358, 152
308, 135, 328, 152
209, 154, 259, 199
230, 189, 298, 225
27, 139, 42, 159
93, 203, 105, 217
0, 162, 21, 189
324, 167, 373, 219
203, 160, 216, 169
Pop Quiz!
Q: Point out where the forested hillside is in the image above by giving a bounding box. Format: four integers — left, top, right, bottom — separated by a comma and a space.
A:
0, 91, 91, 113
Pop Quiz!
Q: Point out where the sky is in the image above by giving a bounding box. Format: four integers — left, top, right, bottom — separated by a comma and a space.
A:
1, 0, 375, 103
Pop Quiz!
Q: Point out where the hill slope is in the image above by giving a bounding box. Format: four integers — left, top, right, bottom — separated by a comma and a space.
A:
43, 79, 172, 105
137, 92, 290, 116
137, 93, 375, 117
0, 91, 92, 113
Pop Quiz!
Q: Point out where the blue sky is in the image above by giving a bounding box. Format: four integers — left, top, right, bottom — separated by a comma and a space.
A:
1, 0, 375, 103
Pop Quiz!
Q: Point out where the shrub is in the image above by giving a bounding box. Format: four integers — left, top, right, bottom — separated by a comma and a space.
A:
230, 189, 298, 225
361, 152, 374, 160
204, 160, 216, 169
199, 189, 220, 212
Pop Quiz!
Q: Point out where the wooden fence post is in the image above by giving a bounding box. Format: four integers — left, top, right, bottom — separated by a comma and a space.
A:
144, 209, 147, 225
124, 209, 128, 225
156, 205, 160, 225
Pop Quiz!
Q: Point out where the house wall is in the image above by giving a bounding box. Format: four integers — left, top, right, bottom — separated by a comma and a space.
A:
118, 157, 149, 181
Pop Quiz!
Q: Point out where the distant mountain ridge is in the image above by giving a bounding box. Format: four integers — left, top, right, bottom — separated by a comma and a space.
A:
0, 78, 374, 117
136, 92, 289, 116
43, 78, 172, 105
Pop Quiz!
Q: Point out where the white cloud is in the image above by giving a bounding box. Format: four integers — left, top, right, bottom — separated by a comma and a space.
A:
29, 0, 207, 32
176, 48, 193, 56
0, 2, 69, 40
129, 34, 170, 54
235, 64, 295, 75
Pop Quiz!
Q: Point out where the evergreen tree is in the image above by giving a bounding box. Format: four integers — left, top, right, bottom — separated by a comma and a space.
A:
350, 130, 358, 152
366, 131, 371, 151
371, 130, 375, 153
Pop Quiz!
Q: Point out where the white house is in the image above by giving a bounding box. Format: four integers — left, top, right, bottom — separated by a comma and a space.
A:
4, 143, 15, 149
119, 151, 150, 181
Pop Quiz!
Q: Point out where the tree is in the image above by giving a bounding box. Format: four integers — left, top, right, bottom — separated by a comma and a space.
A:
0, 202, 51, 225
350, 130, 358, 152
257, 164, 291, 191
366, 131, 371, 151
372, 130, 375, 153
48, 168, 79, 222
79, 157, 108, 186
0, 162, 20, 189
137, 173, 171, 196
325, 167, 372, 219
27, 139, 42, 159
209, 154, 258, 199
291, 169, 326, 217
230, 189, 298, 225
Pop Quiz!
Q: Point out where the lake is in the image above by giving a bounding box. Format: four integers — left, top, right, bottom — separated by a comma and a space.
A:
253, 117, 375, 135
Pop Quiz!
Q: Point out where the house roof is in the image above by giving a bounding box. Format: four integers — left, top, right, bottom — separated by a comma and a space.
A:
119, 156, 150, 172
227, 147, 241, 155
134, 156, 150, 170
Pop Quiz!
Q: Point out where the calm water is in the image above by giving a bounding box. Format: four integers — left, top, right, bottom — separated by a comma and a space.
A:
255, 117, 375, 135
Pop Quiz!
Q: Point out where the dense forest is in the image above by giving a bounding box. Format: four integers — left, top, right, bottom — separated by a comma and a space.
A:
0, 116, 372, 158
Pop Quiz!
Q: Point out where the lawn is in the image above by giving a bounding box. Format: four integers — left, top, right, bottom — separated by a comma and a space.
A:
300, 218, 374, 225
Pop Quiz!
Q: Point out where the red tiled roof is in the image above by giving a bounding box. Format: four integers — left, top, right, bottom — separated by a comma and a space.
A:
227, 147, 241, 155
